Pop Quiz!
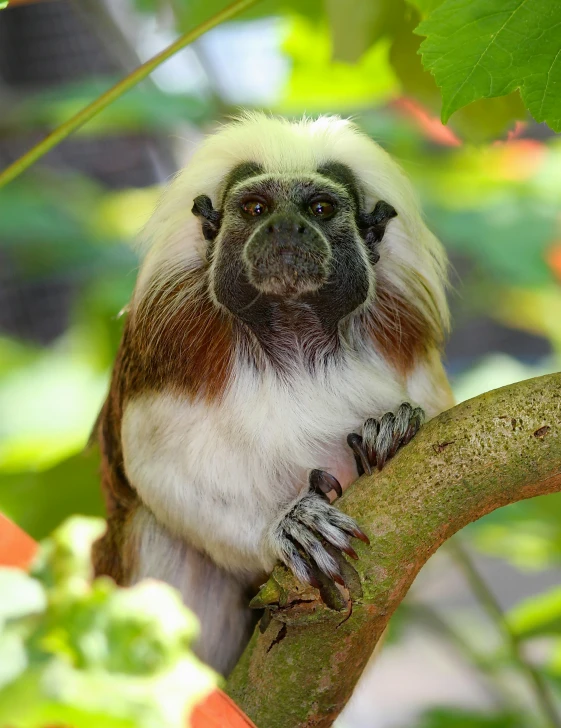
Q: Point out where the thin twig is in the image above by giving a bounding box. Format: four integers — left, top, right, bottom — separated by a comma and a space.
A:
406, 602, 519, 711
448, 537, 561, 728
0, 0, 260, 188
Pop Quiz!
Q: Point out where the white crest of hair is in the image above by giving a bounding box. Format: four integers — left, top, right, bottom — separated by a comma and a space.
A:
132, 112, 448, 334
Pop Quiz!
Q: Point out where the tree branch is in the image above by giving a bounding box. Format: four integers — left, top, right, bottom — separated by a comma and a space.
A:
227, 372, 561, 728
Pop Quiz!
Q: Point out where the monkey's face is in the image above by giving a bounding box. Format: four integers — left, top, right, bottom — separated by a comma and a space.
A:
193, 164, 395, 332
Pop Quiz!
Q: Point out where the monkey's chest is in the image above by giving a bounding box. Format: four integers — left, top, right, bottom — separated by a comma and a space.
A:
121, 362, 407, 565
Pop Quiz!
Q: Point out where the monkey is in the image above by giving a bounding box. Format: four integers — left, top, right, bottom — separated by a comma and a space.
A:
92, 113, 454, 676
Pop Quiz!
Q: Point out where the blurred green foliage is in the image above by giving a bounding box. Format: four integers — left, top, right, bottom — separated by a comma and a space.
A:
2, 79, 214, 135
0, 0, 560, 725
0, 517, 216, 727
130, 0, 559, 136
411, 708, 525, 728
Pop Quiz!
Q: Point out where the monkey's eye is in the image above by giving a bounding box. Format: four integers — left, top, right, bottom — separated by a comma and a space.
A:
308, 198, 336, 219
241, 197, 269, 217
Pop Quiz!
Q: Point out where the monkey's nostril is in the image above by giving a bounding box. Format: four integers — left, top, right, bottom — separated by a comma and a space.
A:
297, 225, 306, 234
267, 224, 275, 234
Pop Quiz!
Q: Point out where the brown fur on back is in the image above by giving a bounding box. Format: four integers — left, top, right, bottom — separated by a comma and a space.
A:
92, 268, 234, 583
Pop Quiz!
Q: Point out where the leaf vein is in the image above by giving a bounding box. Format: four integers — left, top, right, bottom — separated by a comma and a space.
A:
537, 45, 561, 119
444, 0, 529, 115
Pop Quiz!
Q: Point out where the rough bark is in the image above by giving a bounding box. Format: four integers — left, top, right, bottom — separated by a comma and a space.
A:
227, 372, 561, 728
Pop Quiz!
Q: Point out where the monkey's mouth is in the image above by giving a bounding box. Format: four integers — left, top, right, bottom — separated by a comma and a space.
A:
248, 247, 328, 297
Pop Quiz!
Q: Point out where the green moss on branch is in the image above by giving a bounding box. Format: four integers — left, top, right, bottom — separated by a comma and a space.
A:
227, 373, 561, 728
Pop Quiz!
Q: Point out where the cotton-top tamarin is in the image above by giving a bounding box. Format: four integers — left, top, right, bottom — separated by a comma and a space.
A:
92, 113, 454, 675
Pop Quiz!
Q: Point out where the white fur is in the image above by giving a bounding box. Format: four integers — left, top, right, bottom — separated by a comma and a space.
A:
134, 113, 448, 336
128, 506, 256, 675
407, 349, 455, 417
122, 343, 441, 579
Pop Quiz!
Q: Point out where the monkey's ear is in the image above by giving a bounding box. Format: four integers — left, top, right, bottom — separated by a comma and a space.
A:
358, 200, 397, 265
192, 194, 221, 242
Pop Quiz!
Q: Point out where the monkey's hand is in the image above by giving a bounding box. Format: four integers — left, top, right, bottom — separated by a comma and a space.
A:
347, 402, 425, 474
268, 471, 369, 588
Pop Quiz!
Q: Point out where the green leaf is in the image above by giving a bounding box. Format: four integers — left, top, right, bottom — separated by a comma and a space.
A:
32, 516, 106, 591
469, 493, 561, 569
0, 1, 8, 9
390, 9, 526, 141
279, 16, 399, 112
413, 707, 526, 727
507, 587, 561, 639
545, 639, 561, 681
0, 173, 137, 279
5, 78, 213, 134
416, 0, 561, 131
0, 450, 104, 541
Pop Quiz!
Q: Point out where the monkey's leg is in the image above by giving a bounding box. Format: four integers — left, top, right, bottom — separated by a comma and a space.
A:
128, 507, 258, 676
269, 475, 369, 587
347, 402, 425, 473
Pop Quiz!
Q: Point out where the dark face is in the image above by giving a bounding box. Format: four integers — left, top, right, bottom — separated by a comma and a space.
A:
192, 163, 396, 336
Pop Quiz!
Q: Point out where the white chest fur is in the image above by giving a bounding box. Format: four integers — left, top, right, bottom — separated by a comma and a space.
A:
122, 350, 409, 576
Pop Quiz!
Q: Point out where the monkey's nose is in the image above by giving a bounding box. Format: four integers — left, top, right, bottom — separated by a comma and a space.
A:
264, 219, 307, 238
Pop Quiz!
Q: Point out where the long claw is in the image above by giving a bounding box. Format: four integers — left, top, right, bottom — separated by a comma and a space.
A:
358, 404, 425, 472
341, 544, 359, 560
402, 422, 417, 446
387, 430, 403, 460
352, 527, 370, 545
279, 537, 320, 587
307, 573, 321, 589
347, 433, 372, 476
310, 469, 343, 499
332, 572, 345, 587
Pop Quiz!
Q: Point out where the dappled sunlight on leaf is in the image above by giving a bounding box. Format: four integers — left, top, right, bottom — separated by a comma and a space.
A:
507, 586, 561, 639
278, 16, 399, 112
0, 450, 104, 540
0, 332, 109, 472
475, 525, 561, 572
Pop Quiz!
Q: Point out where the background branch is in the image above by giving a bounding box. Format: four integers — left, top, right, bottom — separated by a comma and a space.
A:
448, 539, 561, 727
0, 0, 260, 188
227, 372, 561, 728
